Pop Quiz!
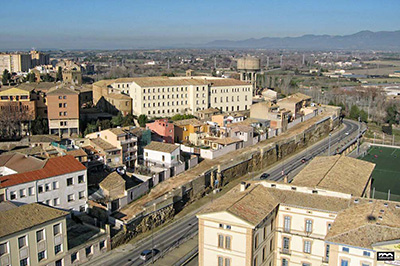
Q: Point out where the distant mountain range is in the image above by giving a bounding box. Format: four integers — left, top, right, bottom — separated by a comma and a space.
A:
204, 30, 400, 50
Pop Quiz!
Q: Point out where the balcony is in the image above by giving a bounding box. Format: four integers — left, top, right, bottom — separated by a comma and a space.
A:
281, 248, 291, 255
126, 147, 137, 153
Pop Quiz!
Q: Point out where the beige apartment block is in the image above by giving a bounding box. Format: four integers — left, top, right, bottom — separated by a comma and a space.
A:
86, 127, 138, 168
197, 156, 400, 266
0, 203, 69, 266
93, 76, 252, 116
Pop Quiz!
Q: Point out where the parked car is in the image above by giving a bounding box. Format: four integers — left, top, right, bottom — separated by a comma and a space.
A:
140, 249, 159, 261
301, 158, 308, 163
260, 173, 270, 179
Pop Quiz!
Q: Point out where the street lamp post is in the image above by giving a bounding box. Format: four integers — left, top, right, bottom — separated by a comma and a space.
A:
146, 223, 155, 264
328, 133, 332, 156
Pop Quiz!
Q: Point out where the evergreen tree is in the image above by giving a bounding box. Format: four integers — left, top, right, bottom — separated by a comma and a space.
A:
56, 67, 63, 81
2, 69, 11, 85
138, 114, 148, 127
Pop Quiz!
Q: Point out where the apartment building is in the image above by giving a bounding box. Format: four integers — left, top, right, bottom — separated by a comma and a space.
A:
0, 153, 87, 213
30, 50, 50, 67
0, 87, 37, 120
86, 127, 138, 169
94, 76, 252, 116
174, 118, 207, 143
88, 138, 122, 169
47, 85, 80, 136
0, 203, 69, 266
143, 141, 180, 168
92, 80, 132, 116
277, 93, 312, 119
196, 156, 392, 266
0, 53, 31, 73
0, 202, 110, 266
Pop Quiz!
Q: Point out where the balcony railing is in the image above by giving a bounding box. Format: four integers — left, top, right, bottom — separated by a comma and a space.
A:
281, 248, 291, 255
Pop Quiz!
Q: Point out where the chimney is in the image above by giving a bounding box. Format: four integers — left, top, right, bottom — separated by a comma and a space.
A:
240, 182, 247, 192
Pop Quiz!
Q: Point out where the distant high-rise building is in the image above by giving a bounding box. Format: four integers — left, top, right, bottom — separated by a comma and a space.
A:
30, 50, 50, 67
0, 53, 31, 73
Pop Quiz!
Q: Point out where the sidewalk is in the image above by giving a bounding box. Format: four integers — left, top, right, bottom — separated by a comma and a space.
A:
153, 235, 198, 266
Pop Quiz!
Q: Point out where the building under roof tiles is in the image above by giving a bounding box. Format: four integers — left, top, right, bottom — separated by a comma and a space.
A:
0, 203, 68, 238
326, 199, 400, 249
144, 141, 179, 153
0, 153, 46, 174
198, 181, 352, 226
90, 137, 118, 151
0, 155, 86, 188
173, 118, 203, 127
291, 155, 375, 196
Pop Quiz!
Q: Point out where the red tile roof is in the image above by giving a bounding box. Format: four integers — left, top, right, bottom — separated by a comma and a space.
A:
0, 155, 86, 188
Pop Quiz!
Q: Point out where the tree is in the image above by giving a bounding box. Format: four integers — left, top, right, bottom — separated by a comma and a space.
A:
42, 73, 54, 82
28, 72, 35, 83
2, 69, 11, 85
171, 114, 196, 121
111, 112, 124, 127
84, 122, 97, 136
386, 105, 399, 125
30, 116, 49, 135
56, 67, 63, 81
349, 105, 360, 120
138, 114, 148, 127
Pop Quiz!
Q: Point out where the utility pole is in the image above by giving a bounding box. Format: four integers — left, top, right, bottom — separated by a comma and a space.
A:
328, 133, 332, 155
266, 57, 270, 69
214, 57, 217, 69
357, 116, 361, 155
167, 58, 170, 70
280, 55, 283, 67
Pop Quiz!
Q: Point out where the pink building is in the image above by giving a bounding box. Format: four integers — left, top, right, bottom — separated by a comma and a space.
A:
146, 119, 175, 143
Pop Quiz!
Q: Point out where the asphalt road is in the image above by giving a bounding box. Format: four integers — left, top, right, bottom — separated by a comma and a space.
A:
84, 119, 360, 266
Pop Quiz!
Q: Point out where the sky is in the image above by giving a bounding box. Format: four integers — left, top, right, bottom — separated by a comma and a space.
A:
1, 0, 400, 50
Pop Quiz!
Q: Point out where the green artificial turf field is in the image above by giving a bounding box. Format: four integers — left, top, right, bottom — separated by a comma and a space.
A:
359, 146, 400, 201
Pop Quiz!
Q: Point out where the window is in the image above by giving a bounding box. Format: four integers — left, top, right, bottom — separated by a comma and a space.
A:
10, 191, 16, 200
162, 155, 165, 162
38, 250, 46, 261
79, 191, 85, 199
304, 240, 311, 254
36, 229, 44, 242
363, 251, 371, 256
68, 194, 74, 202
254, 234, 259, 249
226, 225, 231, 230
325, 244, 330, 261
218, 235, 224, 248
254, 256, 258, 266
58, 96, 62, 99
219, 224, 223, 228
270, 239, 274, 251
59, 103, 62, 108
63, 103, 67, 108
55, 244, 62, 254
18, 189, 26, 198
225, 258, 231, 266
284, 216, 291, 232
53, 198, 60, 206
63, 112, 67, 116
55, 259, 62, 266
218, 257, 223, 266
282, 258, 288, 266
45, 183, 50, 192
305, 220, 313, 233
302, 264, 311, 266
225, 236, 231, 250
63, 96, 66, 99
85, 245, 92, 256
341, 259, 349, 266
342, 247, 349, 253
28, 187, 34, 196
67, 178, 73, 186
71, 252, 78, 263
53, 223, 61, 236
79, 205, 85, 212
20, 258, 28, 266
362, 264, 370, 266
38, 185, 43, 193
18, 236, 26, 249
283, 237, 290, 252
100, 240, 105, 250
52, 181, 59, 190
262, 246, 266, 261
0, 242, 8, 256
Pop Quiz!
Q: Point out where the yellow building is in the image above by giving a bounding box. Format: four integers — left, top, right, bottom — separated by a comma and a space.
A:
173, 118, 207, 143
0, 87, 37, 120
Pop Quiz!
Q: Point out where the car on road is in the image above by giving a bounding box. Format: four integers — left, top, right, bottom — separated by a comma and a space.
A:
260, 173, 270, 179
345, 132, 349, 136
301, 158, 308, 163
139, 249, 159, 261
